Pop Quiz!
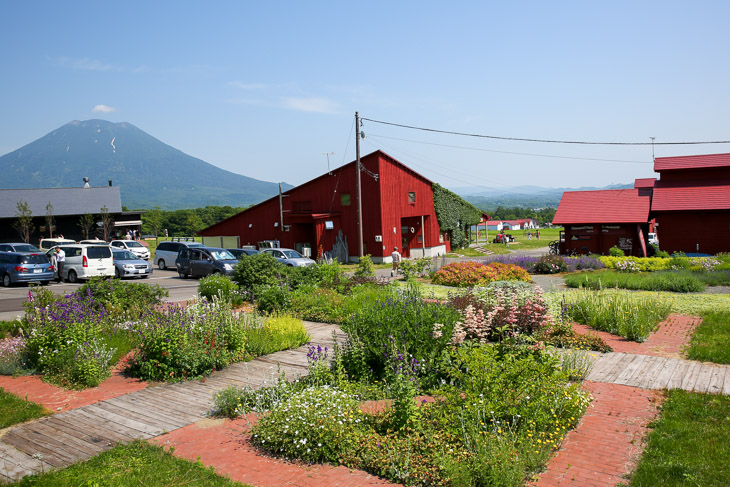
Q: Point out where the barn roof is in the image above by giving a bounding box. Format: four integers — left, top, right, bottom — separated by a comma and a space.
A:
654, 153, 730, 172
553, 189, 651, 224
634, 178, 656, 188
0, 186, 122, 218
652, 183, 730, 211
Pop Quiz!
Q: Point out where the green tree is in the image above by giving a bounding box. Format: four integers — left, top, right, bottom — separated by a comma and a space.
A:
44, 202, 55, 238
142, 206, 164, 238
100, 206, 115, 241
186, 213, 204, 236
78, 213, 95, 240
13, 200, 34, 243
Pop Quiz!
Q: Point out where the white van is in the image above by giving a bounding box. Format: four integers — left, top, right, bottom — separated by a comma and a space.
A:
46, 244, 115, 283
39, 238, 76, 251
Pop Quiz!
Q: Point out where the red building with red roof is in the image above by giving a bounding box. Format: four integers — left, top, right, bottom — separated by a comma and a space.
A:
553, 189, 652, 256
553, 152, 730, 256
199, 151, 453, 262
651, 153, 730, 255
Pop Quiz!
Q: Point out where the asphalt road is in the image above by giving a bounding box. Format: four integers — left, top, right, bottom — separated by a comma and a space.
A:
0, 268, 200, 321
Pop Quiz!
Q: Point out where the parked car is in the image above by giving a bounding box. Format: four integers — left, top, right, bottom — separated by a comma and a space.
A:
111, 249, 152, 279
45, 244, 115, 283
226, 248, 260, 259
154, 241, 204, 270
0, 251, 54, 287
39, 238, 76, 251
260, 248, 316, 267
175, 247, 238, 279
648, 233, 659, 246
79, 239, 108, 245
110, 240, 150, 260
0, 242, 40, 252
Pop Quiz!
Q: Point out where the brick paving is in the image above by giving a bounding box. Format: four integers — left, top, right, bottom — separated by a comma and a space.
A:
151, 415, 399, 487
571, 314, 700, 358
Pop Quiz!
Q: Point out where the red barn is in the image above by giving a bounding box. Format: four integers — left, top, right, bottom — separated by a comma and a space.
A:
651, 153, 730, 255
552, 188, 652, 256
200, 150, 451, 262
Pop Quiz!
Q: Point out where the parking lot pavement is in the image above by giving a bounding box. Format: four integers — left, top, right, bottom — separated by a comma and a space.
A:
0, 268, 200, 321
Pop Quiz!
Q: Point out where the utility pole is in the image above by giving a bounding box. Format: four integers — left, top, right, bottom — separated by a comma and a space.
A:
355, 112, 364, 258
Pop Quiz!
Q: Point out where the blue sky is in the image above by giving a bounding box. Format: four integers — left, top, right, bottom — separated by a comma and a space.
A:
1, 1, 729, 194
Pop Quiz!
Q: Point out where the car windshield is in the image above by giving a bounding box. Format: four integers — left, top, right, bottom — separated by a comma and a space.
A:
126, 241, 143, 248
14, 244, 39, 252
20, 254, 49, 264
210, 250, 235, 260
114, 250, 138, 260
282, 250, 303, 259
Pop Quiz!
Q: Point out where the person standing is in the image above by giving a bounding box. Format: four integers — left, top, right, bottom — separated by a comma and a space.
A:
55, 247, 65, 283
49, 249, 58, 282
391, 247, 401, 277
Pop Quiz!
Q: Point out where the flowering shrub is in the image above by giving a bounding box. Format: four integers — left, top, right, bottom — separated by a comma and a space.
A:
22, 291, 116, 387
251, 386, 364, 463
198, 274, 245, 305
432, 261, 530, 287
533, 254, 568, 274
690, 257, 722, 272
615, 259, 640, 273
0, 336, 33, 375
76, 277, 168, 317
486, 254, 604, 273
600, 256, 670, 272
448, 284, 553, 341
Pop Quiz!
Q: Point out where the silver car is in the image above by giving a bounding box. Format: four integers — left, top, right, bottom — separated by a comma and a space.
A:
261, 248, 316, 267
112, 249, 152, 279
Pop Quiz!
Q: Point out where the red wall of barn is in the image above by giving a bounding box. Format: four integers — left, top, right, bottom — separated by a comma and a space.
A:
200, 151, 444, 259
658, 167, 730, 184
563, 224, 649, 256
655, 211, 730, 255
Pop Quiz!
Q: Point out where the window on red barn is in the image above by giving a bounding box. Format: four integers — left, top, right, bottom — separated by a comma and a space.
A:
408, 191, 416, 204
341, 193, 351, 206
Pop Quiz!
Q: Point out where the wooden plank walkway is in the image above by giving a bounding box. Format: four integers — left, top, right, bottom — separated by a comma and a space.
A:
1, 320, 728, 484
0, 322, 340, 484
586, 352, 730, 394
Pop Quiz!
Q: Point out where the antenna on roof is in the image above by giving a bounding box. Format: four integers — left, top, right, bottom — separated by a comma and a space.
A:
322, 152, 335, 174
650, 137, 655, 162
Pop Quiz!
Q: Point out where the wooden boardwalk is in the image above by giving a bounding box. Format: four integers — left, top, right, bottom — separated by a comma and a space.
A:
0, 322, 341, 484
1, 321, 729, 484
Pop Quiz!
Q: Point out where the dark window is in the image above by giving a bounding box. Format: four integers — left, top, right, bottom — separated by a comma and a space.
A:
179, 249, 190, 259
21, 254, 49, 264
408, 192, 416, 203
341, 193, 351, 206
87, 247, 111, 259
0, 245, 10, 251
0, 254, 9, 263
158, 243, 170, 251
67, 247, 82, 257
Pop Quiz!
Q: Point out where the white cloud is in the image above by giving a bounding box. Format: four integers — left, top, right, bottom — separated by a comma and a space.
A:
228, 81, 267, 90
92, 105, 117, 113
281, 97, 339, 114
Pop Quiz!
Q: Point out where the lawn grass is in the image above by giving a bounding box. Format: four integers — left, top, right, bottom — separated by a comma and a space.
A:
0, 388, 50, 429
564, 270, 706, 293
687, 311, 730, 364
626, 390, 730, 487
12, 440, 249, 486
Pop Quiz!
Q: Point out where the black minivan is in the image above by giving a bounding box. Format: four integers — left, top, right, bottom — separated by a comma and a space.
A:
175, 247, 238, 279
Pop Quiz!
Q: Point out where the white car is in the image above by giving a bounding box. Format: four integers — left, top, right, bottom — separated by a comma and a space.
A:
46, 244, 115, 283
110, 240, 150, 260
261, 248, 316, 267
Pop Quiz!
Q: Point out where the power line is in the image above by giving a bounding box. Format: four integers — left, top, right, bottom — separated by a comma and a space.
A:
361, 117, 730, 146
367, 133, 652, 164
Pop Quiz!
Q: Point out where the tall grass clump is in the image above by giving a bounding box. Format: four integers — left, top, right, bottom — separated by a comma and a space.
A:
243, 313, 310, 357
561, 290, 672, 341
565, 270, 706, 293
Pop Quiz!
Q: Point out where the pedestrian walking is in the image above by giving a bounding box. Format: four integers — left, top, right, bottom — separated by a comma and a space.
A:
55, 247, 65, 283
391, 247, 401, 277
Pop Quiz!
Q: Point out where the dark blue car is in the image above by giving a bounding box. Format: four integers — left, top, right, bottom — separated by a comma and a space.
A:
0, 252, 54, 286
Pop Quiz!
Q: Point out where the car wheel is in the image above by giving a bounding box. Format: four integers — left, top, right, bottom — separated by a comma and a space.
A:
178, 272, 187, 279
68, 270, 78, 283
114, 268, 121, 279
158, 259, 166, 270
2, 274, 11, 287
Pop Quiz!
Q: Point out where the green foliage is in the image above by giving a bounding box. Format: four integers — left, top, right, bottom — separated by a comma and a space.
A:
432, 261, 531, 287
432, 183, 482, 249
354, 254, 375, 278
198, 274, 243, 305
14, 440, 244, 486
0, 388, 50, 429
142, 205, 247, 237
12, 199, 34, 243
534, 254, 568, 274
627, 391, 730, 487
290, 286, 345, 323
76, 278, 169, 317
600, 255, 671, 271
232, 252, 286, 296
565, 270, 706, 293
243, 314, 309, 357
561, 290, 672, 342
254, 285, 291, 314
668, 251, 691, 270
608, 245, 625, 257
398, 257, 431, 281
687, 311, 730, 364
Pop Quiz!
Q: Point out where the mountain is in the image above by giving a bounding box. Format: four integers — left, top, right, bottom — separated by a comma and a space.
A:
0, 120, 292, 209
457, 183, 634, 209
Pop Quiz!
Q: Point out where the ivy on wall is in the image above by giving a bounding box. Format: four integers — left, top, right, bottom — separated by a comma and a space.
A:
432, 183, 482, 249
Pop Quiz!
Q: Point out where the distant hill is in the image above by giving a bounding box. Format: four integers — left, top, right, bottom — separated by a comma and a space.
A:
0, 120, 292, 209
456, 184, 634, 210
